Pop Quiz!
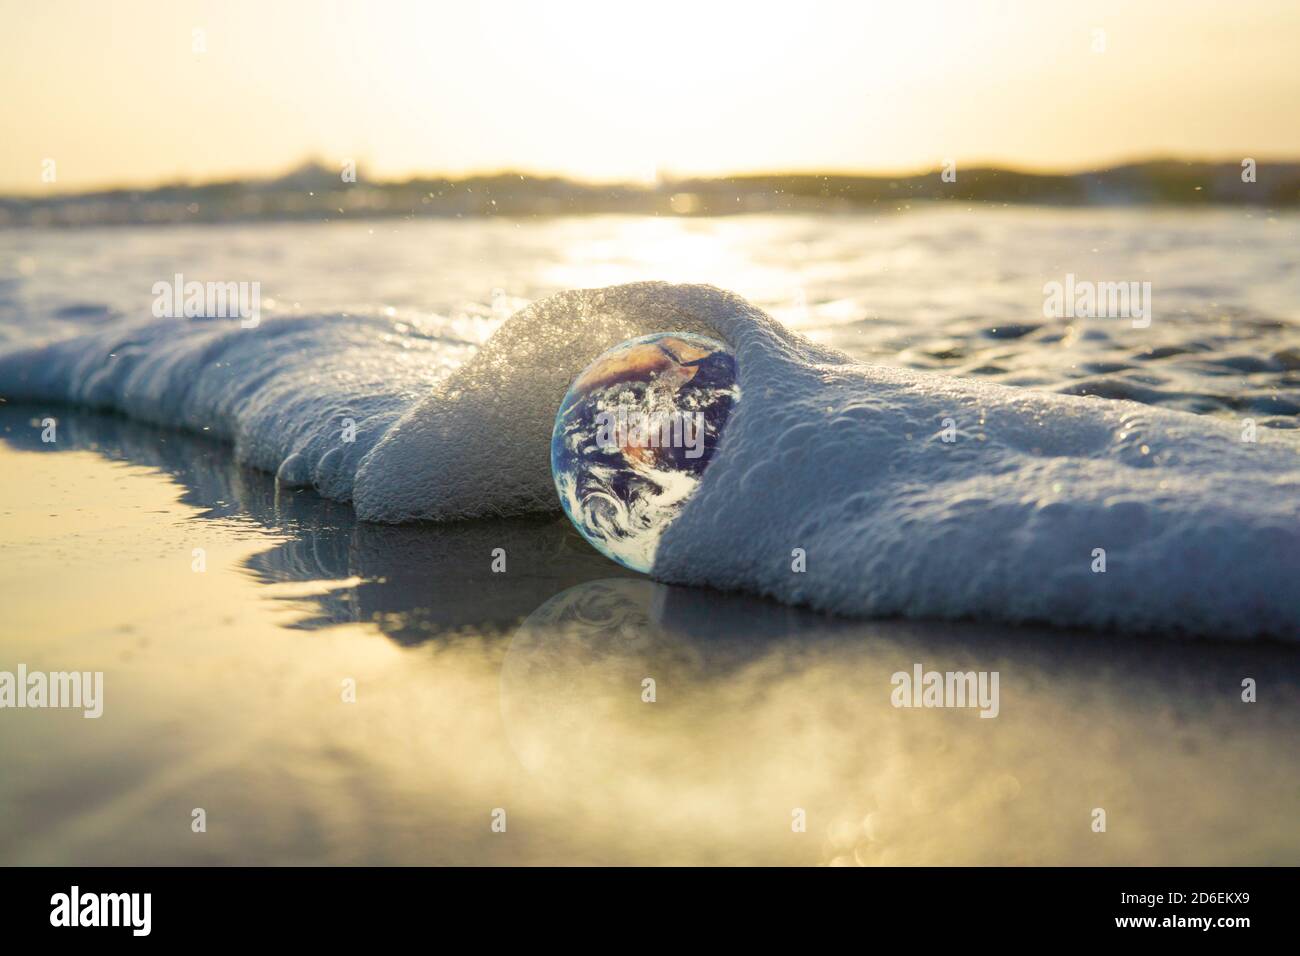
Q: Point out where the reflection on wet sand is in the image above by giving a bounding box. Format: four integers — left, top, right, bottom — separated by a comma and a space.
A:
2, 406, 1297, 865
500, 577, 1300, 864
1, 404, 638, 642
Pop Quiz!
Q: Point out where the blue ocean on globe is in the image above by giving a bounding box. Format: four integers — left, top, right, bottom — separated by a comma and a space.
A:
551, 332, 739, 573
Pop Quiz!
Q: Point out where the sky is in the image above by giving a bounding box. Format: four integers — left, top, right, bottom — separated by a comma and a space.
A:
3, 0, 1300, 193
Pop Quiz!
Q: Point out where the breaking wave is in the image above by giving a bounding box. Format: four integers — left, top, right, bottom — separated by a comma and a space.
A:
2, 282, 1297, 637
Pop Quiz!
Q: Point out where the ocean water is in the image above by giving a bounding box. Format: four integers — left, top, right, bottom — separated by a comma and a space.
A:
4, 207, 1299, 418
3, 208, 1300, 866
2, 208, 1298, 637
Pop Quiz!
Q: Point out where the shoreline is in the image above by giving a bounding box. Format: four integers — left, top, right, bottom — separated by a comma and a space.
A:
5, 402, 1297, 645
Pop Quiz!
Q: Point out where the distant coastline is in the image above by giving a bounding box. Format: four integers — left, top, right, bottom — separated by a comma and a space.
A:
4, 159, 1299, 228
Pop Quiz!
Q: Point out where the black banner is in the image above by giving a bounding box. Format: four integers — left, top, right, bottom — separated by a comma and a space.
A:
0, 866, 1281, 941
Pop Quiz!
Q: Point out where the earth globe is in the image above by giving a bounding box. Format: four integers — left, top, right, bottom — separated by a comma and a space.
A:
550, 331, 739, 572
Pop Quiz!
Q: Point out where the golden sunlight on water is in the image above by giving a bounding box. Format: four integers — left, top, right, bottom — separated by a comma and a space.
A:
1, 429, 1297, 865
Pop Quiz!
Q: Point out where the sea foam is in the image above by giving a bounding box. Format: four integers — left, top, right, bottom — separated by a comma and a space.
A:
2, 282, 1297, 637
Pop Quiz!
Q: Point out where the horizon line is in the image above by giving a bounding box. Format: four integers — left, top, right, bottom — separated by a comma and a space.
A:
6, 153, 1296, 200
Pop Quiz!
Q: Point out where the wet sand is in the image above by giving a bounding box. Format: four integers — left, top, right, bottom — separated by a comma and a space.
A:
1, 404, 1297, 865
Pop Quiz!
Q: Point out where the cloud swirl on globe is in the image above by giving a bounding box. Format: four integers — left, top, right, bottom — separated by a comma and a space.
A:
551, 332, 739, 573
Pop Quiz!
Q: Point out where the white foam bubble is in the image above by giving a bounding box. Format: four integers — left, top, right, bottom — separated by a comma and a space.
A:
656, 341, 1300, 638
2, 282, 1296, 638
353, 284, 829, 521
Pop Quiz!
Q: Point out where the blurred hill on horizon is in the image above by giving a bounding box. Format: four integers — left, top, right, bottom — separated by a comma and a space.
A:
5, 158, 1300, 228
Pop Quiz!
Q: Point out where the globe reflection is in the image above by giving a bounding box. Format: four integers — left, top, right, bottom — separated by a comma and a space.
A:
497, 577, 857, 779
550, 332, 738, 572
500, 579, 673, 776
